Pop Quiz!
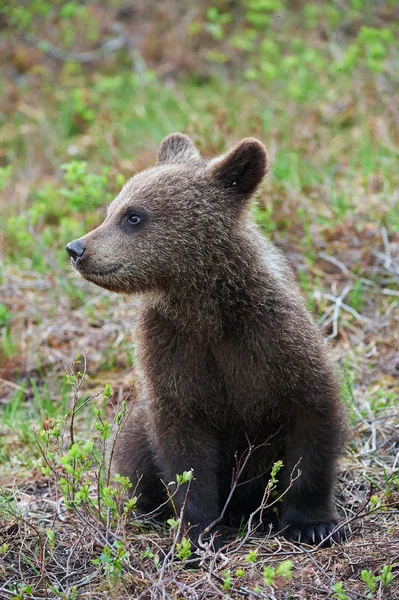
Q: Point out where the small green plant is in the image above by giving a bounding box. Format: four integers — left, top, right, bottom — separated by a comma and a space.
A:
45, 528, 55, 550
269, 460, 283, 485
360, 565, 395, 598
35, 359, 134, 529
263, 566, 275, 586
167, 517, 180, 529
221, 569, 232, 590
0, 543, 9, 555
361, 569, 377, 596
141, 548, 155, 560
333, 582, 349, 600
9, 584, 34, 600
245, 550, 258, 563
263, 560, 293, 587
93, 540, 130, 585
380, 564, 393, 588
276, 560, 293, 578
176, 537, 192, 561
176, 470, 193, 485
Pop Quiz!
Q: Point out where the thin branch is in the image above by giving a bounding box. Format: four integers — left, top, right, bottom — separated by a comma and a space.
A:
21, 33, 127, 63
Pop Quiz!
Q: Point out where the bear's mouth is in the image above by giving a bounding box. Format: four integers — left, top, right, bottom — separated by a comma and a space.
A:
71, 259, 122, 278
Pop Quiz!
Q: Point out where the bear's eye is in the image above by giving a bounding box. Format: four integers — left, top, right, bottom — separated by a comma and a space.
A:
127, 213, 142, 226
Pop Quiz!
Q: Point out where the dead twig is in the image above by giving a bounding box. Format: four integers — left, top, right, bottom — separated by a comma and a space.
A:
21, 33, 127, 63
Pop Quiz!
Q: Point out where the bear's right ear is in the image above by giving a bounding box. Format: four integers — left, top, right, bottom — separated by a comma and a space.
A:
157, 133, 200, 165
206, 138, 268, 197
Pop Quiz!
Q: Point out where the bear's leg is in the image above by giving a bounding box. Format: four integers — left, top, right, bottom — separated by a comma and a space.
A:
226, 481, 278, 532
222, 446, 278, 531
154, 424, 221, 549
111, 406, 167, 518
279, 403, 345, 545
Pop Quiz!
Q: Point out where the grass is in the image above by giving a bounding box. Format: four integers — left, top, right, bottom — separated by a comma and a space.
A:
0, 0, 399, 598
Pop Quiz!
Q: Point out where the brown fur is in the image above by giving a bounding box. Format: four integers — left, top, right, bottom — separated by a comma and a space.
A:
66, 133, 346, 548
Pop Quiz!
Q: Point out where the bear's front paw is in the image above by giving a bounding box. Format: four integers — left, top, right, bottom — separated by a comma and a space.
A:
279, 519, 347, 546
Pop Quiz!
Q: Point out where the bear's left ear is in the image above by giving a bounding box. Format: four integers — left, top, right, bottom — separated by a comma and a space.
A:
157, 133, 200, 165
207, 138, 268, 196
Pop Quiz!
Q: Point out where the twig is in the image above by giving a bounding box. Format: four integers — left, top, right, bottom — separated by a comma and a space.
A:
307, 484, 374, 552
0, 377, 30, 395
67, 353, 87, 448
234, 462, 302, 555
319, 252, 350, 275
158, 476, 193, 581
106, 387, 135, 487
198, 441, 257, 544
315, 284, 368, 338
21, 33, 127, 63
2, 510, 49, 598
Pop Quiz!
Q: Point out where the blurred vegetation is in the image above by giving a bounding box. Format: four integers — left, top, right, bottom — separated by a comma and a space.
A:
0, 1, 398, 598
1, 1, 399, 274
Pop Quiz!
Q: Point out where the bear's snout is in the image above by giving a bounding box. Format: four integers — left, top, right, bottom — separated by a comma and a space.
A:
66, 239, 86, 261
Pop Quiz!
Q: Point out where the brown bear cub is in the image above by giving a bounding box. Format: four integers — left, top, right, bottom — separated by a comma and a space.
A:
67, 133, 346, 549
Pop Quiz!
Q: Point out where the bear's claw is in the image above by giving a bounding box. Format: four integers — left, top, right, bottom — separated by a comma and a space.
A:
281, 521, 347, 546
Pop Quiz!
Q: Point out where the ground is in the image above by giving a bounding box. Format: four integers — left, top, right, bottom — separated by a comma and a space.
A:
0, 1, 398, 599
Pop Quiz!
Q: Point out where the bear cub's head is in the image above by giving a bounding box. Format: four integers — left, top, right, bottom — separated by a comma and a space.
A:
66, 133, 268, 294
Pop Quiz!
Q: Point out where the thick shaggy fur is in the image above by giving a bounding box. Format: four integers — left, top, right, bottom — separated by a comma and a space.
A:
67, 134, 346, 547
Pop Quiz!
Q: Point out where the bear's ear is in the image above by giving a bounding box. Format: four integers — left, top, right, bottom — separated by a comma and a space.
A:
157, 133, 200, 165
207, 138, 268, 196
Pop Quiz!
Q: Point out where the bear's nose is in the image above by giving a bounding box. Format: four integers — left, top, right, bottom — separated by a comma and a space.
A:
66, 240, 86, 260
